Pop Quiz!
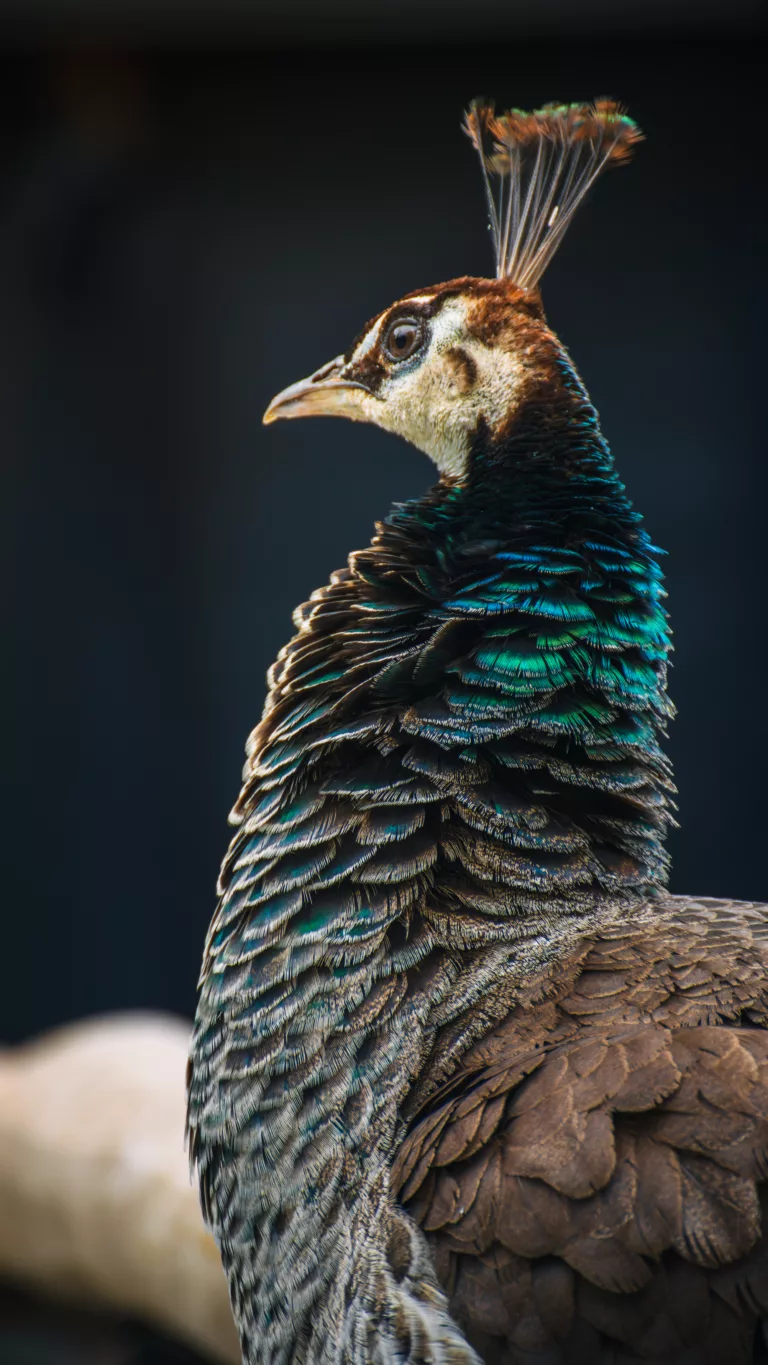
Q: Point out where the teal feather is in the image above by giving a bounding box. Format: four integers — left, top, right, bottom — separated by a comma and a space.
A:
190, 272, 678, 1365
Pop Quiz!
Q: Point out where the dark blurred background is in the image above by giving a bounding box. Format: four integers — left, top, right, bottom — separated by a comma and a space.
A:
3, 2, 767, 1055
1, 4, 766, 1361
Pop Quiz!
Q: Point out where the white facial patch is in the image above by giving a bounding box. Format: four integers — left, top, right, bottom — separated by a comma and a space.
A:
396, 294, 437, 307
352, 298, 525, 480
354, 318, 385, 361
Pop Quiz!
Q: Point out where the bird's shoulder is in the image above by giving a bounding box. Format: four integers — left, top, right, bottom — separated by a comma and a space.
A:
394, 896, 768, 1362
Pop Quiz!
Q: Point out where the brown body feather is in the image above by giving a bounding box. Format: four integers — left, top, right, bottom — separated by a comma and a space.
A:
396, 897, 768, 1363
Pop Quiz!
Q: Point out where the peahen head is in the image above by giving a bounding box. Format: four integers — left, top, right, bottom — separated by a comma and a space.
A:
263, 100, 642, 480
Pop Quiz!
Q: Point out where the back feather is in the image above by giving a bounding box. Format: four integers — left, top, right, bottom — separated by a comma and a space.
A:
464, 99, 642, 288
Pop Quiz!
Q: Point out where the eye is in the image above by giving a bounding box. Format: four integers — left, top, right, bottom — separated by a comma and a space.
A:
383, 317, 425, 363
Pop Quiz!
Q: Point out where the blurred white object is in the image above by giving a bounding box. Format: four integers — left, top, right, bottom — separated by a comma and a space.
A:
0, 1013, 239, 1363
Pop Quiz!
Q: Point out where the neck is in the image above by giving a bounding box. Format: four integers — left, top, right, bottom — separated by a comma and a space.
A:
191, 359, 674, 1364
465, 328, 632, 511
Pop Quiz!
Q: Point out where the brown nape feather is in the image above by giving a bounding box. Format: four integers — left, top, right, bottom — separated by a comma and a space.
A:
464, 99, 643, 288
394, 896, 768, 1365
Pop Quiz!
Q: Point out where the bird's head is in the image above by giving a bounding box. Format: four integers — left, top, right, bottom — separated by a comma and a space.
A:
264, 101, 642, 482
264, 276, 548, 479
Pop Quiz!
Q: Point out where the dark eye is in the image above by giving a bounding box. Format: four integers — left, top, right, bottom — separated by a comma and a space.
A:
384, 318, 425, 363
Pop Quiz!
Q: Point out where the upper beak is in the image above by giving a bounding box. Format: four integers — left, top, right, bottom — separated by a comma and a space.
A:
263, 356, 371, 425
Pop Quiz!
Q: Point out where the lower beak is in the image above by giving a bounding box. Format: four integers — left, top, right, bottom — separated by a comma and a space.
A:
263, 356, 370, 425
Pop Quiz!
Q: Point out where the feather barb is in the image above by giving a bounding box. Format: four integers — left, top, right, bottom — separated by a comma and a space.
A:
464, 98, 642, 288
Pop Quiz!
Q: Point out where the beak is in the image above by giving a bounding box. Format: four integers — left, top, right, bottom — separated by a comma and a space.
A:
263, 356, 372, 425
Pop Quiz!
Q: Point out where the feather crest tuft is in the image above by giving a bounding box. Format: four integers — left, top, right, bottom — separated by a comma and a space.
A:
464, 98, 642, 288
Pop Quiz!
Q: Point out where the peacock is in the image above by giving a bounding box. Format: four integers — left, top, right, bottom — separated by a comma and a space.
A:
187, 101, 768, 1365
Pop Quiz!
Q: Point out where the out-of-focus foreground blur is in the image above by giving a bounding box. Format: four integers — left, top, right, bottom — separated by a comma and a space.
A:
1, 1, 766, 1360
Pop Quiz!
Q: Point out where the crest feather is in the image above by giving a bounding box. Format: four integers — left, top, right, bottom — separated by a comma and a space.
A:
464, 98, 642, 288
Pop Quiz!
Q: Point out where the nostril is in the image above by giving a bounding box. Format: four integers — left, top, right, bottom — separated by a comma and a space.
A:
312, 359, 343, 383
